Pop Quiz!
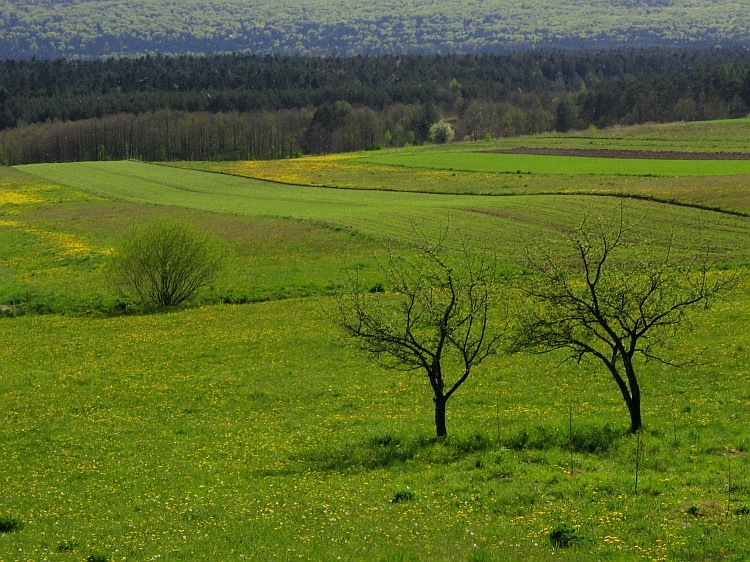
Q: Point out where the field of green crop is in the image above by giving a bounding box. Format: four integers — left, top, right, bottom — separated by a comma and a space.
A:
363, 151, 750, 177
182, 119, 750, 216
1, 120, 749, 561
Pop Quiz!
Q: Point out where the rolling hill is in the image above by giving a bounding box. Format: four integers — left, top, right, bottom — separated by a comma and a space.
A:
0, 0, 748, 59
0, 120, 749, 561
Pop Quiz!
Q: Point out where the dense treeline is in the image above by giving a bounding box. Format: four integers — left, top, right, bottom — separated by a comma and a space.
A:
1, 48, 749, 164
1, 0, 747, 60
2, 49, 750, 130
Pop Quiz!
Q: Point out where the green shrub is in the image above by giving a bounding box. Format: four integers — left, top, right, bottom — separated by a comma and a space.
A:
391, 490, 416, 503
368, 282, 385, 293
308, 433, 444, 470
549, 522, 583, 548
450, 432, 492, 454
504, 426, 557, 450
111, 218, 227, 310
0, 516, 23, 533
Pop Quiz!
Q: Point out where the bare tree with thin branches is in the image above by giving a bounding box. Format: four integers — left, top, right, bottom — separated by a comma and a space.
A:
337, 233, 507, 438
512, 207, 736, 433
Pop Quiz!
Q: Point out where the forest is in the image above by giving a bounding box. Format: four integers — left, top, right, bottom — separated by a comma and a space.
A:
0, 0, 748, 60
1, 48, 749, 164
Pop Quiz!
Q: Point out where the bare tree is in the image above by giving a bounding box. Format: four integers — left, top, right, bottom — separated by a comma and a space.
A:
512, 208, 736, 433
337, 233, 506, 438
112, 218, 226, 309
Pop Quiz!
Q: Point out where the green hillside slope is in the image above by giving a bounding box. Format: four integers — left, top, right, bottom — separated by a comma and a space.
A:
1, 132, 749, 560
0, 0, 748, 59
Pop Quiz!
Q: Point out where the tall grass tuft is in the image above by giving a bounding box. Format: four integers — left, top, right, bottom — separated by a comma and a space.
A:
0, 516, 23, 533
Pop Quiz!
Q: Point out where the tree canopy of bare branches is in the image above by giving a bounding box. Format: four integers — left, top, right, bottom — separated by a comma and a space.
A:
337, 234, 506, 438
512, 208, 736, 433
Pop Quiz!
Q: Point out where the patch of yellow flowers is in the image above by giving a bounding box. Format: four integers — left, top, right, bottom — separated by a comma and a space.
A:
0, 190, 43, 206
226, 154, 362, 186
0, 181, 107, 261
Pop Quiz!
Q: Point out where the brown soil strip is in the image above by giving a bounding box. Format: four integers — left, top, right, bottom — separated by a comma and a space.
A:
493, 147, 750, 160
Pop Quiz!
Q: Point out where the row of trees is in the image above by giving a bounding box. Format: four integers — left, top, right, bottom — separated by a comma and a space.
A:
0, 104, 443, 164
1, 49, 749, 164
2, 79, 749, 165
337, 211, 735, 438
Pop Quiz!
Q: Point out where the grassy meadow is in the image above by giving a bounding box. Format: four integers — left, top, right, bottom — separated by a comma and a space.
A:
1, 120, 750, 561
190, 119, 750, 215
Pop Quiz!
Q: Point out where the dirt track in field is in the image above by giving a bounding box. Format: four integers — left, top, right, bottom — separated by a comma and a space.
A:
495, 147, 750, 160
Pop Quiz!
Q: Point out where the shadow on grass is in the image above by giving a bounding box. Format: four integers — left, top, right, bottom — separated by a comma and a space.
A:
0, 516, 24, 533
302, 424, 626, 471
503, 422, 625, 454
304, 432, 498, 471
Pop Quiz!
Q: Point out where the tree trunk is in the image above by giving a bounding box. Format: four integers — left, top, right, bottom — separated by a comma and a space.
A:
609, 358, 642, 433
624, 357, 642, 433
627, 395, 642, 433
434, 395, 448, 438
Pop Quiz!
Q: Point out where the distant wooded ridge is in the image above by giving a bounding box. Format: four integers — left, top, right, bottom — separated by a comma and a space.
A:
0, 0, 748, 60
1, 48, 749, 164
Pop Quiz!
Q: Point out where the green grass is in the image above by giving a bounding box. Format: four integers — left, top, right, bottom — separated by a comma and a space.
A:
2, 120, 750, 560
15, 161, 750, 264
0, 164, 393, 312
170, 119, 750, 215
362, 151, 750, 177
0, 288, 749, 561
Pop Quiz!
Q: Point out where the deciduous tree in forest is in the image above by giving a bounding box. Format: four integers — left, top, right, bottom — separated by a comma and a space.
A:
429, 120, 455, 143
